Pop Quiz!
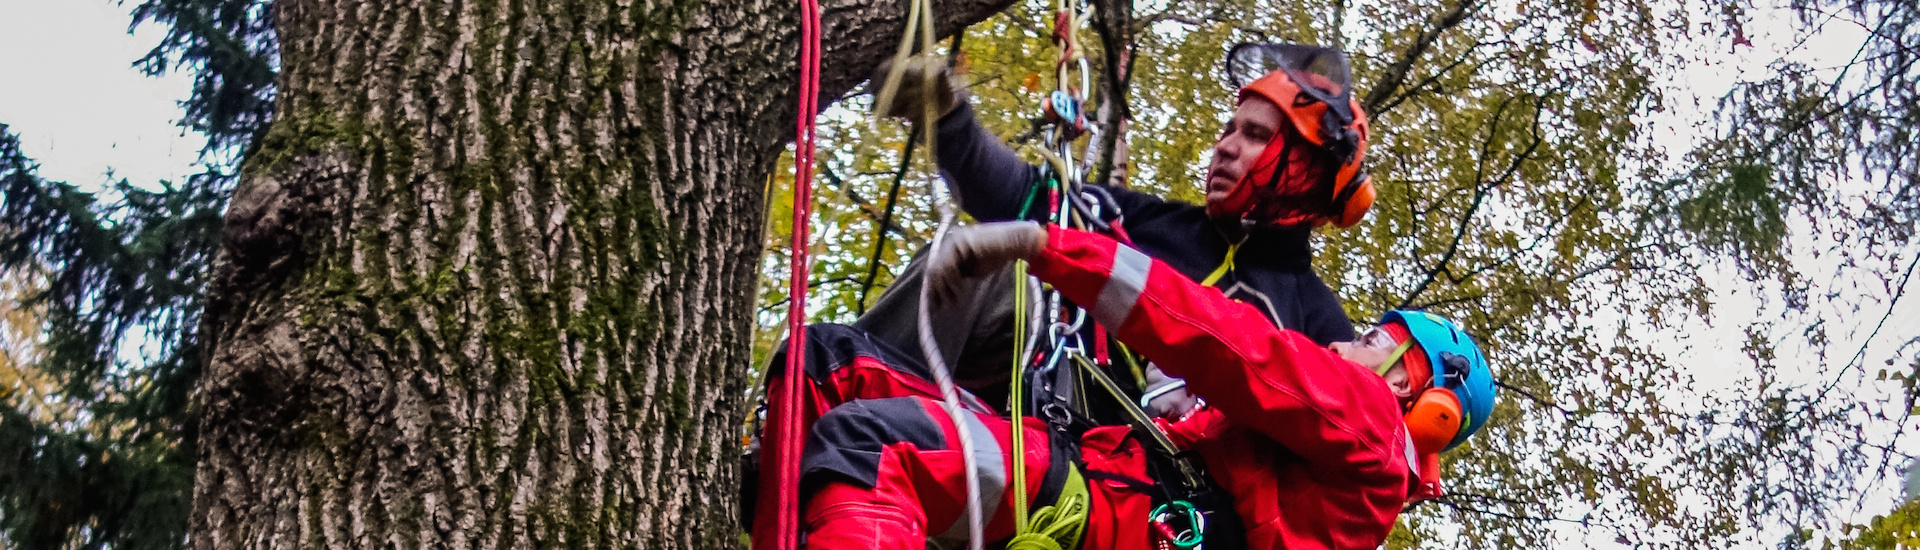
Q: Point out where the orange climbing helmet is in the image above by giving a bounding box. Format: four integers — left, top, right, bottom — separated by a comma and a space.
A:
1209, 43, 1374, 228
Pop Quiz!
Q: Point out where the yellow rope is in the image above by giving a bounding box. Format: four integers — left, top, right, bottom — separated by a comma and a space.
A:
1005, 466, 1089, 550
1010, 258, 1031, 533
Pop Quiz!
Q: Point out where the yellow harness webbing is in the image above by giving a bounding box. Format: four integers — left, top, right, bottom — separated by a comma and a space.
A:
1006, 465, 1090, 550
1010, 259, 1032, 532
1199, 240, 1243, 287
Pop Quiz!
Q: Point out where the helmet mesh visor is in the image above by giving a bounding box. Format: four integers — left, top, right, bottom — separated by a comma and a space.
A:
1226, 42, 1353, 104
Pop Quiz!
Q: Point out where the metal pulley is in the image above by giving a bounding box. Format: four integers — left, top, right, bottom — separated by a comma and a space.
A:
1044, 90, 1088, 138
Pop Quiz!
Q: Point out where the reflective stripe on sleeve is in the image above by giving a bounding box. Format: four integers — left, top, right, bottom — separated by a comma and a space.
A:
1092, 244, 1152, 330
936, 411, 1008, 542
1404, 430, 1420, 477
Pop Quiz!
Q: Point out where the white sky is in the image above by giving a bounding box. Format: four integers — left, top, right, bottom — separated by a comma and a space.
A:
1570, 4, 1920, 545
0, 0, 204, 188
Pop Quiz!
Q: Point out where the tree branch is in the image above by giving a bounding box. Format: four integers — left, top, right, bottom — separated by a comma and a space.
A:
809, 0, 1020, 119
1361, 0, 1482, 116
1493, 379, 1582, 420
757, 276, 874, 315
1370, 40, 1505, 117
1449, 192, 1597, 285
1088, 0, 1136, 189
853, 118, 923, 308
819, 163, 914, 239
1430, 497, 1613, 528
1399, 86, 1557, 309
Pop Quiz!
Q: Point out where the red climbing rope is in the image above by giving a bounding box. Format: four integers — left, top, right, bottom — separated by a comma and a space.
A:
774, 0, 821, 548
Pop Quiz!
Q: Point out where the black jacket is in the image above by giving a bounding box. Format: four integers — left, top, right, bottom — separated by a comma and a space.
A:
924, 102, 1355, 345
852, 103, 1356, 410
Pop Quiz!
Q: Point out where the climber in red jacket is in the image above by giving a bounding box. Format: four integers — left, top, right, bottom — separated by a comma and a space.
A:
749, 42, 1389, 544
774, 221, 1499, 550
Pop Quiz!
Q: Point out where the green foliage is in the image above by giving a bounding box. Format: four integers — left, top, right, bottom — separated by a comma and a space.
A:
1691, 0, 1918, 276
0, 127, 216, 549
758, 0, 1918, 548
1675, 163, 1788, 266
1680, 1, 1920, 546
130, 0, 277, 153
0, 0, 273, 547
0, 270, 40, 388
1840, 499, 1920, 550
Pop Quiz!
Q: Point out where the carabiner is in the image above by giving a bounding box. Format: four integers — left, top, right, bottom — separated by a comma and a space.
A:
1149, 501, 1206, 550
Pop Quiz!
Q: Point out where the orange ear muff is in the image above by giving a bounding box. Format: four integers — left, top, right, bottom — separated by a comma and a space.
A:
1333, 175, 1374, 228
1405, 388, 1463, 456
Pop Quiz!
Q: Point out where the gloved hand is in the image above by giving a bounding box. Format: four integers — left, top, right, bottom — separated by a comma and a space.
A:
1140, 363, 1203, 420
870, 54, 968, 125
926, 221, 1046, 307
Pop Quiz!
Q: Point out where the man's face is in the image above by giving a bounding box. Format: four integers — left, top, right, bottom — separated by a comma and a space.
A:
1330, 325, 1417, 399
1205, 97, 1285, 208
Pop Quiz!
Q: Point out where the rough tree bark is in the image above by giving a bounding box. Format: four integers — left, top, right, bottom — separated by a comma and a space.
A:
192, 0, 1013, 548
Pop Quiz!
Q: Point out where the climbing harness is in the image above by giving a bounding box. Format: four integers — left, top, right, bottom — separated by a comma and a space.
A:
1000, 2, 1236, 549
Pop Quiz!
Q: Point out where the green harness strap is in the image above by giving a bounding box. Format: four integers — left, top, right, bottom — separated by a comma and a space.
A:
1005, 464, 1090, 550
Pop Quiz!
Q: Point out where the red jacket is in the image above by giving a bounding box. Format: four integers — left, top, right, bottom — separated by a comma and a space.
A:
1028, 226, 1416, 550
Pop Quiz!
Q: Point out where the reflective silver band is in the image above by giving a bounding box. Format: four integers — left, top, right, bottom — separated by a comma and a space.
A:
1093, 245, 1152, 330
1404, 430, 1420, 477
937, 412, 1008, 542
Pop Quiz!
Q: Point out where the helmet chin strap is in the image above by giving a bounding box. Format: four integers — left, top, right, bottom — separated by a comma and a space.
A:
1224, 129, 1344, 228
1244, 136, 1295, 224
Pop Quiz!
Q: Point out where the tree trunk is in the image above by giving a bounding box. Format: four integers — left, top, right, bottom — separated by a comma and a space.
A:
192, 0, 1012, 548
1088, 0, 1134, 189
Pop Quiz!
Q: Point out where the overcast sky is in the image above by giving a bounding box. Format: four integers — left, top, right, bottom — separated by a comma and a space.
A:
0, 0, 203, 188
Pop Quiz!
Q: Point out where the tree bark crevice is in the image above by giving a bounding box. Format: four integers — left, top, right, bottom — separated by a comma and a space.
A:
196, 0, 1017, 548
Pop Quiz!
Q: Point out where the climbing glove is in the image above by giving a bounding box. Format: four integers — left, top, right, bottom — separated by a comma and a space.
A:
927, 221, 1047, 308
870, 54, 967, 125
1140, 364, 1203, 421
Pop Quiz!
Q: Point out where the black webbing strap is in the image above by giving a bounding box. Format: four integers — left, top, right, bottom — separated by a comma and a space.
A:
1068, 354, 1207, 491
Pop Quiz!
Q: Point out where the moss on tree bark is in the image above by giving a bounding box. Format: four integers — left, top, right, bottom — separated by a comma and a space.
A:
193, 0, 1012, 548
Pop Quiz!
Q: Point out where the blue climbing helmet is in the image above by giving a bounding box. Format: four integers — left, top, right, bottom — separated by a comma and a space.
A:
1378, 310, 1495, 451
